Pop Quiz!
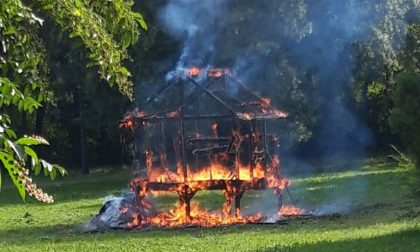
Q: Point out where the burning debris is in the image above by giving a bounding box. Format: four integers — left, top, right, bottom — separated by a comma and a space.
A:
88, 67, 311, 231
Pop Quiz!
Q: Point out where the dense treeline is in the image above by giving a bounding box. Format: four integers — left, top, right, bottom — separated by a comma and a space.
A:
2, 0, 419, 176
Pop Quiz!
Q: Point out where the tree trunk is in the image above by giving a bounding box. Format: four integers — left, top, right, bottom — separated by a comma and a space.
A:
35, 106, 46, 135
78, 87, 89, 174
20, 112, 28, 133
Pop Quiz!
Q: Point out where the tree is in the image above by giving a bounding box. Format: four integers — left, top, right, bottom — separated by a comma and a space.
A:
0, 0, 147, 202
389, 24, 420, 166
389, 72, 420, 165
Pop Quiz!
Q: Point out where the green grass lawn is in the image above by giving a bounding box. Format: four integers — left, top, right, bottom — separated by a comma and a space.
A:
1, 160, 419, 251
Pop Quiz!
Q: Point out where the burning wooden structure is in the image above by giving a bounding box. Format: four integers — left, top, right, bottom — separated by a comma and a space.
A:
120, 67, 290, 224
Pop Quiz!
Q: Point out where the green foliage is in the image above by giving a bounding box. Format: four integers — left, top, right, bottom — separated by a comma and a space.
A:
0, 151, 25, 199
0, 0, 146, 202
36, 0, 147, 100
367, 81, 387, 98
350, 1, 417, 140
0, 77, 66, 202
85, 0, 147, 48
402, 24, 420, 73
0, 77, 41, 113
0, 0, 50, 104
389, 72, 420, 166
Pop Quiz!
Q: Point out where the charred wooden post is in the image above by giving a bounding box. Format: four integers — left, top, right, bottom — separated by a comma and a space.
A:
177, 184, 196, 220
145, 149, 153, 178
130, 175, 148, 207
262, 121, 268, 178
179, 119, 187, 182
234, 189, 245, 217
221, 180, 245, 217
179, 81, 188, 182
222, 186, 234, 217
249, 121, 254, 179
275, 190, 283, 209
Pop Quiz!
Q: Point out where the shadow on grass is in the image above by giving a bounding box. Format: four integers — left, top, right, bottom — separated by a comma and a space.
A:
257, 228, 420, 252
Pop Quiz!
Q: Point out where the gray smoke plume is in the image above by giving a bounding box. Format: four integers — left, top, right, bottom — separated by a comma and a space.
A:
158, 0, 230, 80
151, 0, 418, 214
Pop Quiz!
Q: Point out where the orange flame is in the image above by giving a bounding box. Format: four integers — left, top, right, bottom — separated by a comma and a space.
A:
211, 121, 218, 137
278, 205, 305, 216
184, 67, 230, 78
261, 97, 271, 109
119, 119, 133, 129
187, 66, 201, 77
207, 68, 230, 78
259, 97, 288, 118
124, 201, 263, 228
237, 112, 254, 121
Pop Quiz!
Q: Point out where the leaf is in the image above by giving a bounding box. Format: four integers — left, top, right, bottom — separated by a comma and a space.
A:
73, 9, 82, 17
24, 146, 38, 163
33, 161, 41, 176
40, 159, 53, 172
53, 164, 67, 176
133, 12, 147, 30
120, 66, 130, 76
5, 128, 17, 139
15, 136, 49, 146
0, 151, 25, 201
139, 19, 148, 31
50, 168, 56, 181
6, 139, 24, 161
69, 31, 79, 39
25, 97, 41, 108
86, 61, 99, 68
121, 33, 131, 49
43, 165, 49, 177
88, 53, 98, 60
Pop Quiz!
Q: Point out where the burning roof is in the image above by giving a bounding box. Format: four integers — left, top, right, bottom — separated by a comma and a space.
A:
120, 67, 287, 129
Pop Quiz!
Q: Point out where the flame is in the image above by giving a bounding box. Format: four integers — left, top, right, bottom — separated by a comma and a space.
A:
277, 205, 305, 216
167, 111, 179, 118
144, 162, 266, 183
119, 119, 133, 128
116, 153, 308, 229
119, 111, 147, 128
144, 201, 262, 227
237, 112, 254, 121
271, 109, 288, 118
184, 67, 230, 78
207, 68, 230, 78
211, 121, 218, 137
261, 97, 271, 110
260, 97, 288, 118
187, 66, 201, 77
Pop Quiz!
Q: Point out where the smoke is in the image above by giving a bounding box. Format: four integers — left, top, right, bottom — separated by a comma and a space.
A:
158, 0, 230, 75
314, 201, 353, 216
242, 191, 278, 216
148, 0, 418, 214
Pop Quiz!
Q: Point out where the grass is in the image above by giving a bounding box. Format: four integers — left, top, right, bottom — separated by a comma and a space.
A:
0, 160, 419, 251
